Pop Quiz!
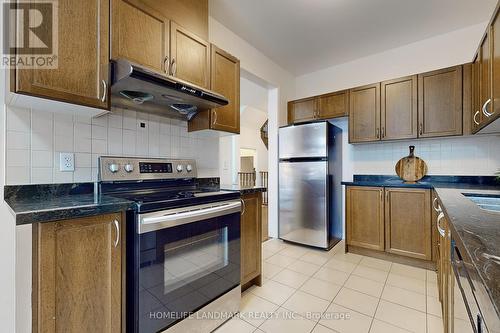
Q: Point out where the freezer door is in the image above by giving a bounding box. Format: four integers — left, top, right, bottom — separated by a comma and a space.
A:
279, 161, 328, 248
279, 122, 328, 159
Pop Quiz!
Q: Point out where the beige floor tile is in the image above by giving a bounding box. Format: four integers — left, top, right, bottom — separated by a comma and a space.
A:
239, 293, 279, 326
426, 295, 442, 317
344, 275, 385, 298
352, 265, 389, 283
280, 246, 310, 259
358, 256, 392, 272
301, 252, 331, 266
426, 281, 439, 298
266, 254, 297, 268
272, 269, 310, 288
250, 280, 296, 305
262, 262, 283, 279
313, 266, 350, 285
426, 269, 438, 283
390, 263, 427, 281
259, 308, 317, 333
214, 317, 256, 333
263, 248, 279, 260
386, 273, 426, 294
300, 277, 342, 301
287, 260, 322, 276
369, 319, 412, 333
332, 252, 363, 264
324, 258, 358, 274
333, 287, 379, 317
427, 314, 444, 333
381, 285, 426, 312
320, 303, 373, 333
375, 300, 426, 333
454, 318, 474, 333
283, 290, 331, 319
311, 324, 337, 333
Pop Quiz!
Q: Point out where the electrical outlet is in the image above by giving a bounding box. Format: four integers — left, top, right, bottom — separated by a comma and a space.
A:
59, 153, 75, 172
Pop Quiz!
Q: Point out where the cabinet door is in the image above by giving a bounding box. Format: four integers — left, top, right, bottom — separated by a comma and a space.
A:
111, 0, 169, 74
385, 188, 432, 260
15, 0, 109, 109
287, 98, 317, 124
33, 214, 123, 332
210, 45, 240, 133
241, 193, 262, 286
490, 11, 500, 123
349, 83, 381, 143
472, 54, 482, 133
381, 76, 418, 140
479, 32, 492, 128
318, 90, 349, 119
418, 66, 463, 138
170, 22, 210, 89
346, 186, 385, 251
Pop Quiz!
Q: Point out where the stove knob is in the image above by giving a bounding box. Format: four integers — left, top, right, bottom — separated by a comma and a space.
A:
124, 163, 134, 173
186, 164, 193, 173
108, 163, 119, 173
176, 164, 184, 173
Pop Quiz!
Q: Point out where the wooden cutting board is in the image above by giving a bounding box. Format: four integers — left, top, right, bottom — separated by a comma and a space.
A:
395, 146, 428, 183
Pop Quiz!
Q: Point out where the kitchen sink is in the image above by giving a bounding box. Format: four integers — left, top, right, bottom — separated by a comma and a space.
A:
463, 194, 500, 213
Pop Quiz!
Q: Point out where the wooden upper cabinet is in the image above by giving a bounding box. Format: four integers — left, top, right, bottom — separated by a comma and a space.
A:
111, 0, 169, 74
288, 97, 317, 124
210, 45, 240, 133
491, 10, 500, 122
33, 214, 123, 332
384, 188, 432, 260
170, 22, 210, 89
140, 0, 208, 40
349, 83, 381, 143
346, 186, 385, 251
318, 90, 349, 119
418, 66, 463, 138
15, 0, 109, 109
241, 193, 262, 287
381, 76, 418, 140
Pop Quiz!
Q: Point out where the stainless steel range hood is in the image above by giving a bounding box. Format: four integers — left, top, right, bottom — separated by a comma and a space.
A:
110, 59, 228, 120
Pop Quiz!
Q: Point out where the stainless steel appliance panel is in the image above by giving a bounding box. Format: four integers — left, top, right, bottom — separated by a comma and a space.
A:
279, 161, 328, 248
279, 122, 328, 159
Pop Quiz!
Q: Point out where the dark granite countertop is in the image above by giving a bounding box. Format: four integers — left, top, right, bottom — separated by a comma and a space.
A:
342, 175, 500, 190
4, 183, 134, 225
220, 184, 267, 195
435, 187, 500, 328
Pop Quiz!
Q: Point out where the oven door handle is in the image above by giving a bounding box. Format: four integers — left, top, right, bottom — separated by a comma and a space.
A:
139, 201, 241, 233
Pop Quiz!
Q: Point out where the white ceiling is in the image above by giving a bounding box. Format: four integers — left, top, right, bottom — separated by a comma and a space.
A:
210, 0, 497, 75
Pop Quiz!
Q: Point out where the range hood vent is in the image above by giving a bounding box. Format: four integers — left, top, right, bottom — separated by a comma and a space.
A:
110, 59, 228, 120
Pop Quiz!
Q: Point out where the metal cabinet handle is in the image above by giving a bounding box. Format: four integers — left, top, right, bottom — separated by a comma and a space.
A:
419, 123, 423, 136
473, 111, 480, 125
482, 99, 493, 117
376, 128, 380, 139
101, 80, 107, 102
163, 56, 170, 75
170, 58, 177, 76
381, 127, 385, 138
380, 189, 383, 201
113, 219, 120, 248
240, 198, 246, 216
432, 197, 442, 213
212, 110, 218, 125
437, 212, 445, 237
385, 190, 388, 201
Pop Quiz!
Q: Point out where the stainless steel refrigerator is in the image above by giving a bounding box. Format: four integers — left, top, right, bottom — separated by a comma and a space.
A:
278, 121, 342, 249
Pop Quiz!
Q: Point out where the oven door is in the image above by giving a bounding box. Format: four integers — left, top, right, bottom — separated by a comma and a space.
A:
135, 200, 241, 333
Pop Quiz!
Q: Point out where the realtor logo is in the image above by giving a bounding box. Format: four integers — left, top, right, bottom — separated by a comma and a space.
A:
2, 0, 58, 68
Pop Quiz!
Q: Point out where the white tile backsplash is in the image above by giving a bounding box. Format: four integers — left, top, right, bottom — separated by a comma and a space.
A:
5, 107, 220, 184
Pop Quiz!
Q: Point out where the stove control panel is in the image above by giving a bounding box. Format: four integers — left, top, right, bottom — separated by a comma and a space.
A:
99, 157, 197, 181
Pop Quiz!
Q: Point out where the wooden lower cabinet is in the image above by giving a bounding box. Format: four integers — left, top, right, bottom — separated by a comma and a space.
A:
384, 188, 432, 260
347, 186, 433, 262
33, 213, 123, 333
240, 193, 262, 289
346, 186, 385, 251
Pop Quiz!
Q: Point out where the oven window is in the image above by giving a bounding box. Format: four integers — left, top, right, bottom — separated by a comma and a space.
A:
163, 228, 228, 294
137, 212, 240, 333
